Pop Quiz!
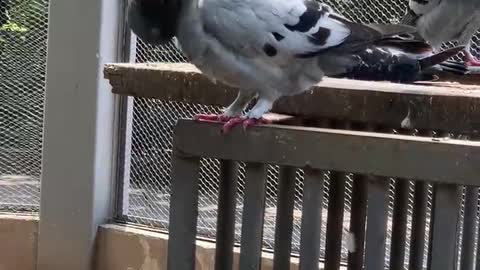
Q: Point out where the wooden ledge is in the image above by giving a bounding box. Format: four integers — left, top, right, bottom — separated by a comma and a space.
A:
104, 63, 480, 133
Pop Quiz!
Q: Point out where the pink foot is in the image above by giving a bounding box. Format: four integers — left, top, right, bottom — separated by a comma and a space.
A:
193, 114, 232, 123
221, 117, 271, 134
466, 58, 480, 67
464, 54, 480, 68
193, 113, 292, 134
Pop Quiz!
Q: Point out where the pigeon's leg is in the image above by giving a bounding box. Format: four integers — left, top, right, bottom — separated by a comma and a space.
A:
193, 90, 256, 122
221, 94, 278, 133
241, 97, 276, 130
463, 42, 480, 69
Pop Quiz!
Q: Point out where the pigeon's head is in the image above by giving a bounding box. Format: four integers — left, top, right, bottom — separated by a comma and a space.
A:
127, 0, 182, 45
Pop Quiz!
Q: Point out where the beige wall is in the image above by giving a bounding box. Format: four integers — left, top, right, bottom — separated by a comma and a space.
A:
0, 215, 38, 270
0, 217, 306, 270
95, 224, 302, 270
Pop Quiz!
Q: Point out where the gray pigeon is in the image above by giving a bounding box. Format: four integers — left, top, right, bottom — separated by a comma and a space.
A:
128, 0, 417, 133
401, 0, 480, 69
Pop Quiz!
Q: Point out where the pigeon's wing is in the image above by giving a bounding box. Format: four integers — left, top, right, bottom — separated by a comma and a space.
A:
200, 0, 415, 60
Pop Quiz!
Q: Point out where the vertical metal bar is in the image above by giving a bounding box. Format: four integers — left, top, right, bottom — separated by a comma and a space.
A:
299, 168, 324, 270
324, 170, 347, 270
427, 184, 437, 270
215, 160, 239, 270
409, 130, 434, 270
408, 181, 429, 270
239, 163, 268, 270
390, 179, 410, 270
347, 174, 368, 270
272, 166, 297, 270
364, 175, 389, 270
113, 20, 137, 219
428, 183, 462, 270
113, 95, 134, 219
166, 152, 201, 270
475, 197, 480, 270
460, 186, 478, 270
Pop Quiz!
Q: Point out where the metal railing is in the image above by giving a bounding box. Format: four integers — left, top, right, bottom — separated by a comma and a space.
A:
166, 119, 480, 270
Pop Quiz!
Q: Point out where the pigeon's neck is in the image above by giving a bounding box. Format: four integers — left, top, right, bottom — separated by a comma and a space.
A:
178, 0, 200, 19
175, 0, 209, 63
176, 0, 203, 38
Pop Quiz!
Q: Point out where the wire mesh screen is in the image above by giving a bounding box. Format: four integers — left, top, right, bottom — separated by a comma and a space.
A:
122, 0, 480, 266
0, 0, 48, 212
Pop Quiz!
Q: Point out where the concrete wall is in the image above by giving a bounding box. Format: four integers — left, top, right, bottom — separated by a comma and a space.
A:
95, 224, 301, 270
0, 217, 304, 270
0, 215, 38, 270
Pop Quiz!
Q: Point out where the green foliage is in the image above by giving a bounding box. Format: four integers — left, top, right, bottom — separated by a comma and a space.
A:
1, 21, 28, 32
1, 0, 45, 36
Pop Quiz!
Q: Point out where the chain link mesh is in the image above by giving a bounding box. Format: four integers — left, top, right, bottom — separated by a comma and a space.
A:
0, 0, 48, 212
124, 0, 480, 266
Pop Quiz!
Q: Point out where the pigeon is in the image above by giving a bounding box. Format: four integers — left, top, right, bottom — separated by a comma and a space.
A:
400, 0, 480, 69
128, 0, 417, 133
329, 37, 467, 83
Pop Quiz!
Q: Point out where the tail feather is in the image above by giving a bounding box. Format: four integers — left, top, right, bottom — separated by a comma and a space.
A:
328, 45, 467, 83
328, 14, 417, 53
419, 46, 465, 70
437, 60, 469, 75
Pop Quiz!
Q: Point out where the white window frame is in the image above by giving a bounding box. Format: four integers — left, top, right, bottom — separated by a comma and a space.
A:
37, 0, 132, 268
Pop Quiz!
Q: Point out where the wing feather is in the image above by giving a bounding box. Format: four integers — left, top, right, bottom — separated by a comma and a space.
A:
201, 0, 414, 60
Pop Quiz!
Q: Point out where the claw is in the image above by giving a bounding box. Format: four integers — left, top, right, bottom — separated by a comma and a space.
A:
194, 113, 294, 134
221, 117, 271, 134
194, 114, 222, 122
221, 117, 246, 134
193, 113, 235, 122
242, 118, 271, 130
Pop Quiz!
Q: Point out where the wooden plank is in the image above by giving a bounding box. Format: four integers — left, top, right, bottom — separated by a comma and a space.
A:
324, 171, 347, 270
167, 152, 201, 270
104, 63, 480, 133
299, 168, 324, 270
215, 160, 239, 270
239, 163, 268, 270
427, 184, 462, 270
272, 166, 297, 270
347, 174, 368, 270
408, 182, 429, 270
364, 176, 389, 270
460, 186, 478, 270
173, 120, 480, 186
390, 179, 410, 270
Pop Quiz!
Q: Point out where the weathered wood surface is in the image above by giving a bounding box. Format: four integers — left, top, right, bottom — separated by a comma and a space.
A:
104, 63, 480, 133
173, 119, 480, 186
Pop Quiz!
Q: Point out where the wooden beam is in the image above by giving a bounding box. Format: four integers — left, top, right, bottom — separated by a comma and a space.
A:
104, 63, 480, 133
172, 119, 480, 186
